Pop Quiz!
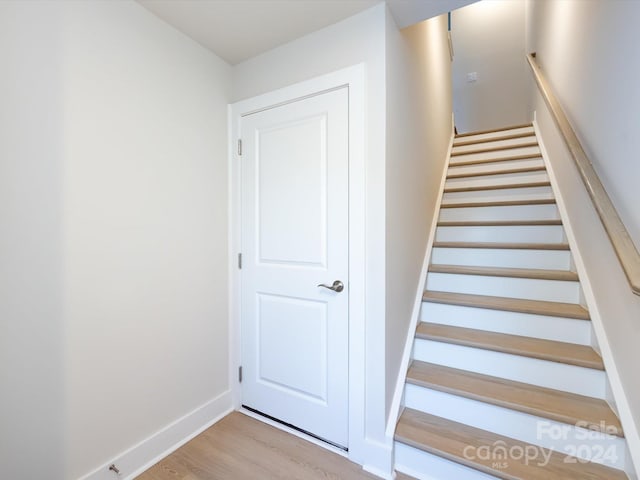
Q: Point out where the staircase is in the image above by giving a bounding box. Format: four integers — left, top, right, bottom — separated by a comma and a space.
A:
393, 124, 632, 480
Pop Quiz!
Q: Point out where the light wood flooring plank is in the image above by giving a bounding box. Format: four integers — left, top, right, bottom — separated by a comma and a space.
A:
394, 473, 418, 480
137, 412, 378, 480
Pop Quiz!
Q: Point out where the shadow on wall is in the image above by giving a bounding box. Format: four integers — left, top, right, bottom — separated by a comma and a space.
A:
451, 0, 530, 133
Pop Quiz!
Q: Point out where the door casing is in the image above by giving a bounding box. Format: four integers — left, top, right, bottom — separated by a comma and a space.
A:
229, 64, 366, 462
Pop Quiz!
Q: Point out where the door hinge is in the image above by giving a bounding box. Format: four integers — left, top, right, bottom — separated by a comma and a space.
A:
238, 253, 242, 269
238, 366, 243, 383
237, 139, 242, 156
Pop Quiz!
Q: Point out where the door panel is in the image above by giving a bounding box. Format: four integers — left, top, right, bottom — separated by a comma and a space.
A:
257, 293, 328, 402
241, 87, 349, 447
257, 115, 328, 266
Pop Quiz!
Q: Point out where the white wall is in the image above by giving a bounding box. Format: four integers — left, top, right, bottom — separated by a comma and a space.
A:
0, 3, 66, 478
384, 13, 453, 417
1, 2, 232, 478
526, 0, 640, 473
526, 0, 640, 252
0, 2, 454, 477
452, 0, 530, 133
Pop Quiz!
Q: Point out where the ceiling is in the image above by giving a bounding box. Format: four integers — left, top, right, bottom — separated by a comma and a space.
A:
138, 0, 380, 65
137, 0, 478, 65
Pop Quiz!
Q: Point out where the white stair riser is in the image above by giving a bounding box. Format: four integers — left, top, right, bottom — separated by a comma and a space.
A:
404, 385, 626, 470
455, 127, 535, 143
426, 273, 581, 304
438, 204, 559, 222
442, 186, 554, 204
448, 158, 545, 177
413, 339, 606, 398
420, 304, 592, 345
395, 442, 499, 480
450, 146, 541, 164
445, 171, 550, 189
431, 247, 572, 270
453, 136, 538, 154
435, 225, 565, 244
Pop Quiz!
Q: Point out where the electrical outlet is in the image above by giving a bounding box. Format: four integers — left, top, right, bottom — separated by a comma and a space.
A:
466, 72, 478, 83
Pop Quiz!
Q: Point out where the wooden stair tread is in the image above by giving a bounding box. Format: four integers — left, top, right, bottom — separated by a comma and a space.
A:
433, 241, 570, 250
453, 132, 536, 147
422, 290, 590, 320
455, 123, 533, 138
416, 323, 604, 370
407, 361, 622, 436
398, 124, 628, 479
428, 264, 578, 281
438, 219, 563, 226
444, 181, 551, 193
449, 153, 542, 168
395, 409, 627, 480
447, 164, 547, 179
441, 198, 555, 208
451, 142, 539, 157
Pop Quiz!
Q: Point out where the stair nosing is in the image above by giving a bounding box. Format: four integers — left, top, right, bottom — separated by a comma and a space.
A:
422, 290, 590, 320
416, 323, 604, 370
451, 142, 539, 157
449, 153, 543, 168
432, 241, 570, 250
437, 219, 563, 227
444, 181, 551, 193
406, 360, 622, 436
454, 123, 533, 138
453, 132, 536, 147
447, 165, 547, 179
428, 264, 579, 282
394, 409, 627, 480
440, 198, 556, 208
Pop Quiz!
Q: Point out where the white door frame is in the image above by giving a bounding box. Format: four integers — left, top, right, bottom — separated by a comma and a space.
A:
228, 64, 366, 462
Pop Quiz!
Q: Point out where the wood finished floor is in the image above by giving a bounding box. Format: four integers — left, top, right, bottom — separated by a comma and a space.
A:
136, 412, 380, 480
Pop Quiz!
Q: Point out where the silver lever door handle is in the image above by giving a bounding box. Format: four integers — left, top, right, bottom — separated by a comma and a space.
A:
317, 280, 344, 293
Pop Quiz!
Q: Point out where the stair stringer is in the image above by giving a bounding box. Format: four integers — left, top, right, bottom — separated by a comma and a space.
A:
534, 117, 640, 480
385, 128, 455, 442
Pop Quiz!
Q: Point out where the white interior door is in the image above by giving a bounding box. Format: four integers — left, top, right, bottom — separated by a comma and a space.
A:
240, 87, 349, 448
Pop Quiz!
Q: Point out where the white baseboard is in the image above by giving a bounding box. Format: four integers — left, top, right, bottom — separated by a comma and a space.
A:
362, 437, 395, 480
363, 464, 395, 480
79, 390, 233, 480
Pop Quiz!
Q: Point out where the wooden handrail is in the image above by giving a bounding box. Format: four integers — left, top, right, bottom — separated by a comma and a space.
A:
527, 52, 640, 296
